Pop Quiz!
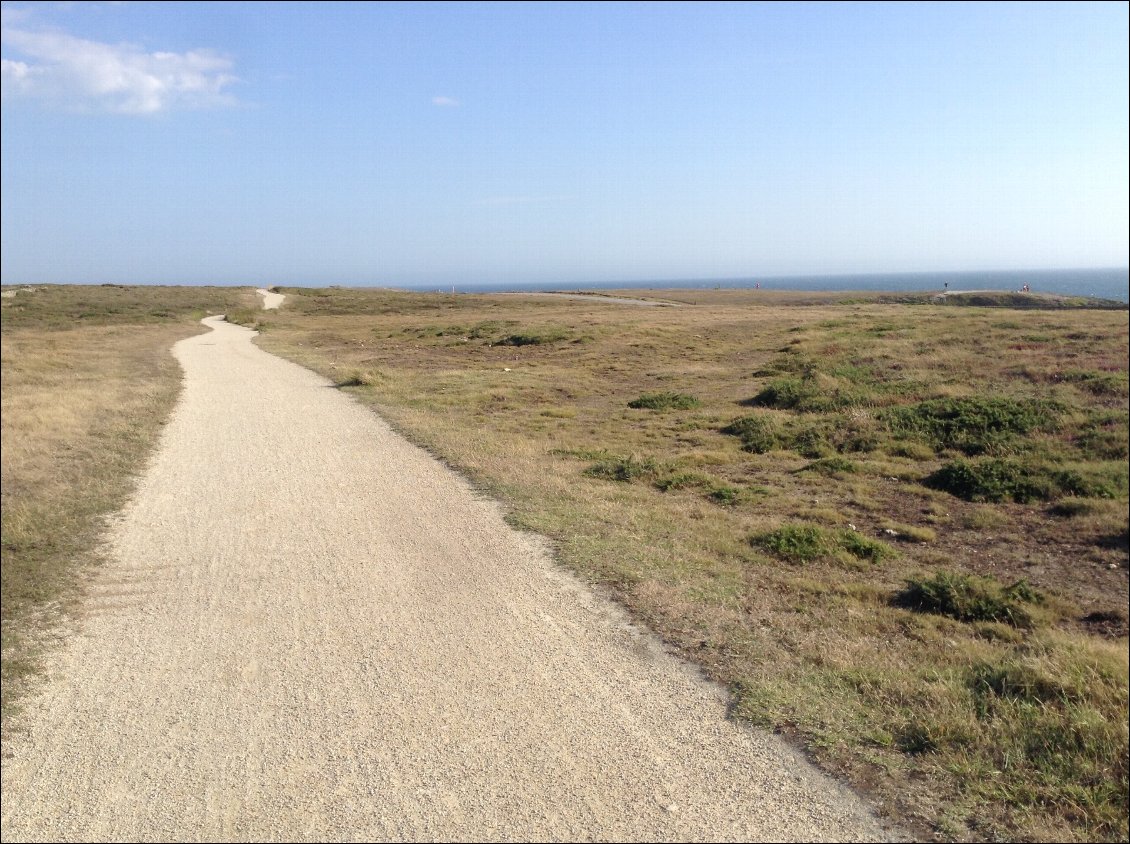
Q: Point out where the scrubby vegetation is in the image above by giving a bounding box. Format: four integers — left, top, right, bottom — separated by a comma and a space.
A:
720, 414, 778, 452
752, 523, 897, 566
926, 458, 1125, 503
896, 571, 1047, 627
883, 396, 1063, 455
627, 391, 701, 410
494, 327, 572, 346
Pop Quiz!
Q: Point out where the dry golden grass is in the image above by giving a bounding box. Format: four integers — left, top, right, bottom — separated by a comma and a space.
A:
1, 285, 253, 723
249, 286, 1128, 842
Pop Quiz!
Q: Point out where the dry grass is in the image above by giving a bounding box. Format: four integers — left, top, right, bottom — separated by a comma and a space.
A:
0, 284, 253, 724
250, 286, 1128, 842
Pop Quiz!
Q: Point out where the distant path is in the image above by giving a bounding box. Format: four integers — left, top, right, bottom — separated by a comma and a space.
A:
256, 288, 286, 309
0, 317, 893, 842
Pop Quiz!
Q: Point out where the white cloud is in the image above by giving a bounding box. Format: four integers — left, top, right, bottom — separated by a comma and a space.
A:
0, 22, 237, 114
431, 95, 459, 107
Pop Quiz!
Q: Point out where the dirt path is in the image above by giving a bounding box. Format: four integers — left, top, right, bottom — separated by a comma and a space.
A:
0, 317, 895, 842
256, 288, 286, 309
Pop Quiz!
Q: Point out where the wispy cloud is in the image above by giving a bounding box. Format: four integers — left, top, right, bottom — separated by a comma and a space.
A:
431, 95, 459, 107
0, 21, 238, 114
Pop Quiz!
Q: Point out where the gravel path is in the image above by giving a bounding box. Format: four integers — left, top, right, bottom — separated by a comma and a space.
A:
1, 317, 895, 842
256, 288, 286, 309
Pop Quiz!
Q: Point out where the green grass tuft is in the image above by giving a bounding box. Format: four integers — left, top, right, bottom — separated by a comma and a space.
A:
798, 456, 859, 475
720, 414, 779, 452
751, 523, 896, 565
896, 571, 1045, 627
926, 458, 1124, 503
583, 455, 659, 482
494, 327, 571, 346
883, 396, 1062, 456
627, 391, 701, 410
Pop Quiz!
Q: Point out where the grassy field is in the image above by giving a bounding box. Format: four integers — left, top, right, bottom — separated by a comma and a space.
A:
243, 286, 1129, 842
0, 284, 254, 723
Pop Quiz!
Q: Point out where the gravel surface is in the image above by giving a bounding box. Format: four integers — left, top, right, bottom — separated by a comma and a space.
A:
1, 317, 896, 842
256, 289, 286, 309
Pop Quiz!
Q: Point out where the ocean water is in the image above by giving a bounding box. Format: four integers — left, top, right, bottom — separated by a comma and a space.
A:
420, 268, 1129, 303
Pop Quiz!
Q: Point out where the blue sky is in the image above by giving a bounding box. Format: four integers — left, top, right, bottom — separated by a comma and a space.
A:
1, 1, 1127, 287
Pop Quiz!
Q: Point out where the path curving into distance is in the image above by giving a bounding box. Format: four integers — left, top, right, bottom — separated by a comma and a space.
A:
1, 316, 895, 842
256, 288, 286, 309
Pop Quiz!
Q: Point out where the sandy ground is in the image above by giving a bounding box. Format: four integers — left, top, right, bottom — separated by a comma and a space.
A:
0, 316, 896, 842
256, 288, 286, 309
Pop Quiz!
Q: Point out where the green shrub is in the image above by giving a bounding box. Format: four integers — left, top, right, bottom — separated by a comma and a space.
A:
895, 571, 1044, 627
583, 455, 658, 482
495, 328, 571, 346
751, 524, 833, 563
708, 485, 742, 506
720, 415, 778, 453
926, 458, 1122, 503
654, 470, 710, 492
627, 392, 700, 410
883, 396, 1062, 455
751, 377, 866, 412
751, 524, 896, 565
798, 456, 859, 476
839, 530, 898, 563
786, 424, 834, 458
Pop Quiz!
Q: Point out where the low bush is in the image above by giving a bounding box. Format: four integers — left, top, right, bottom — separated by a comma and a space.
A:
926, 458, 1123, 503
750, 376, 867, 412
654, 470, 710, 492
787, 424, 834, 458
583, 455, 659, 483
627, 392, 700, 410
883, 396, 1062, 456
495, 328, 571, 346
839, 530, 898, 563
798, 456, 859, 476
751, 523, 896, 565
708, 485, 742, 506
334, 370, 381, 388
895, 571, 1045, 627
720, 414, 778, 453
751, 523, 832, 563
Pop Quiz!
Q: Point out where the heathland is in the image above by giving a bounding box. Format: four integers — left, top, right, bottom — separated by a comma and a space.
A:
2, 284, 1127, 842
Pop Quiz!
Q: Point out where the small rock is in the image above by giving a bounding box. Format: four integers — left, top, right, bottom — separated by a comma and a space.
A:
884, 529, 898, 536
848, 523, 857, 531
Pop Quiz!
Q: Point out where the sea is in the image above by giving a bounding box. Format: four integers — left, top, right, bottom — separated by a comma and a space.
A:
412, 268, 1129, 304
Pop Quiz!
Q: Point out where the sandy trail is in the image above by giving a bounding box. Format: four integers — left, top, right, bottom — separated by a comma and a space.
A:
0, 317, 893, 842
256, 288, 286, 309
